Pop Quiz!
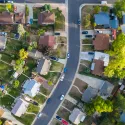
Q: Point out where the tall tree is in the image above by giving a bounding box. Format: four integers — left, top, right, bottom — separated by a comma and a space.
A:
104, 33, 125, 78
17, 24, 26, 36
19, 49, 28, 60
13, 80, 20, 88
94, 6, 101, 14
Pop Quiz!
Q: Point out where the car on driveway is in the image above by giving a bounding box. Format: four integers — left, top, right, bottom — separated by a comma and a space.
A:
56, 115, 62, 121
82, 31, 88, 34
67, 53, 70, 58
37, 112, 42, 118
85, 35, 93, 38
49, 56, 59, 61
60, 95, 64, 100
60, 73, 65, 81
62, 119, 68, 125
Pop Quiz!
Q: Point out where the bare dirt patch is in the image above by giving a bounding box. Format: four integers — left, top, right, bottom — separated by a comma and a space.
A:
56, 36, 67, 44
62, 99, 75, 111
73, 78, 88, 92
68, 86, 82, 100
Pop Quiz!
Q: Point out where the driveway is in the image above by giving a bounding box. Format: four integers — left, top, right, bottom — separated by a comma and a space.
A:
80, 52, 94, 61
14, 3, 25, 13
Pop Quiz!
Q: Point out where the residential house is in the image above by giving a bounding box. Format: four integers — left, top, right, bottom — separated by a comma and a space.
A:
69, 108, 86, 125
82, 81, 114, 102
11, 98, 29, 117
23, 79, 41, 97
91, 52, 109, 76
94, 12, 119, 29
39, 35, 56, 49
38, 11, 55, 25
0, 35, 7, 50
93, 34, 109, 50
82, 86, 98, 102
0, 12, 14, 24
15, 13, 25, 24
28, 49, 43, 59
36, 58, 51, 75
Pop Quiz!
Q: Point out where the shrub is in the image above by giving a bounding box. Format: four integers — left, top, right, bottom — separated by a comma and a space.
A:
25, 5, 29, 16
101, 6, 109, 12
94, 6, 100, 14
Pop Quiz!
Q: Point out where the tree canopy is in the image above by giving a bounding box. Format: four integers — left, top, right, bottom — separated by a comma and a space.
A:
114, 0, 125, 18
13, 80, 20, 88
18, 24, 26, 36
85, 96, 113, 115
19, 49, 28, 60
104, 33, 125, 79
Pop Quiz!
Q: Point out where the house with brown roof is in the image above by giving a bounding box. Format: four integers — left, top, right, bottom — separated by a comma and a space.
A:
15, 13, 25, 24
38, 11, 55, 25
39, 35, 56, 49
0, 12, 14, 24
93, 34, 109, 51
91, 52, 109, 76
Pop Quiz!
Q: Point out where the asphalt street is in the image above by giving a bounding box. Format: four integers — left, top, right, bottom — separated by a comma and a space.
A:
12, 0, 116, 125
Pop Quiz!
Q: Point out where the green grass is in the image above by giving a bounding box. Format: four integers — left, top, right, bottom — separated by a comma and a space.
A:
1, 53, 13, 63
14, 114, 35, 125
0, 5, 6, 12
33, 94, 46, 104
0, 61, 14, 82
27, 104, 40, 114
40, 86, 50, 95
24, 58, 37, 77
82, 39, 92, 44
8, 87, 21, 97
33, 8, 42, 19
53, 8, 65, 31
50, 61, 64, 72
42, 72, 60, 84
82, 45, 94, 51
17, 74, 27, 84
0, 95, 14, 110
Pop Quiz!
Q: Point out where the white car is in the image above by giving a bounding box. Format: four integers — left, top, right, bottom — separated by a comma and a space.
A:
37, 112, 42, 118
60, 74, 65, 81
60, 95, 64, 100
101, 1, 107, 4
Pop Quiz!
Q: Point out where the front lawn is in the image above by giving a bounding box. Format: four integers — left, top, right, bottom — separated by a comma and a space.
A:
50, 61, 64, 72
82, 39, 92, 44
42, 72, 60, 84
14, 113, 35, 125
82, 45, 94, 51
33, 94, 46, 104
53, 8, 65, 31
1, 53, 13, 63
0, 61, 14, 82
27, 104, 40, 114
17, 74, 27, 85
0, 95, 15, 110
40, 86, 50, 96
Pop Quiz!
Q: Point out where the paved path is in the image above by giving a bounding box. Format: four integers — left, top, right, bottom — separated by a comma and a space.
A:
73, 85, 83, 94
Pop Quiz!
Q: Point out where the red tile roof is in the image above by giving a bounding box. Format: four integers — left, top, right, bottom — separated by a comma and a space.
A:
93, 34, 109, 50
91, 59, 104, 76
39, 35, 55, 48
38, 11, 55, 25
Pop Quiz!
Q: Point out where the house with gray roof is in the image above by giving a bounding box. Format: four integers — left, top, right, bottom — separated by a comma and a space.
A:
94, 12, 119, 29
69, 108, 86, 125
11, 98, 29, 117
0, 35, 7, 50
23, 79, 41, 97
36, 58, 51, 75
82, 87, 98, 103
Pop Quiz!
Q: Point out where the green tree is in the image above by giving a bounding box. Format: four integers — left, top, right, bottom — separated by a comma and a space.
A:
13, 80, 20, 88
104, 33, 125, 78
18, 24, 26, 36
38, 29, 45, 36
25, 5, 29, 16
84, 14, 91, 28
114, 0, 125, 18
101, 6, 109, 12
19, 49, 28, 60
23, 66, 29, 72
0, 120, 2, 125
94, 6, 101, 14
44, 4, 52, 11
48, 81, 53, 86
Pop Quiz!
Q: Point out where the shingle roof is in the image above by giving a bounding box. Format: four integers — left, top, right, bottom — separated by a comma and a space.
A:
38, 11, 55, 25
93, 34, 109, 50
91, 59, 104, 76
39, 35, 55, 48
15, 13, 25, 24
82, 86, 98, 102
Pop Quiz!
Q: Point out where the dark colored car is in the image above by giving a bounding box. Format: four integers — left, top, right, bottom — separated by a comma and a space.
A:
49, 56, 59, 61
82, 31, 88, 34
55, 32, 60, 36
77, 19, 81, 25
46, 98, 51, 104
32, 101, 39, 106
88, 52, 94, 55
85, 35, 93, 38
56, 115, 62, 121
15, 33, 20, 40
64, 68, 67, 73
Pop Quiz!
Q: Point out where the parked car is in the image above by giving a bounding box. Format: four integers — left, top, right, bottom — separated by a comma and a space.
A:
60, 95, 64, 100
46, 98, 51, 104
55, 32, 60, 36
82, 31, 88, 34
67, 53, 70, 58
56, 115, 62, 121
49, 56, 59, 61
0, 32, 7, 36
14, 33, 20, 40
96, 30, 103, 33
77, 19, 81, 25
64, 68, 67, 73
88, 52, 94, 55
37, 112, 42, 118
32, 101, 39, 106
101, 1, 107, 4
62, 119, 68, 125
85, 35, 93, 38
0, 0, 13, 3
60, 73, 65, 81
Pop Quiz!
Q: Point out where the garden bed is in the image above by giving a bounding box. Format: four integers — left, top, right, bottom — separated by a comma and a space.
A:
82, 39, 92, 44
82, 45, 94, 51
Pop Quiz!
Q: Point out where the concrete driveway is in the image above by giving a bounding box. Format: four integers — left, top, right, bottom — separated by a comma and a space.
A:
80, 52, 94, 61
81, 30, 94, 39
